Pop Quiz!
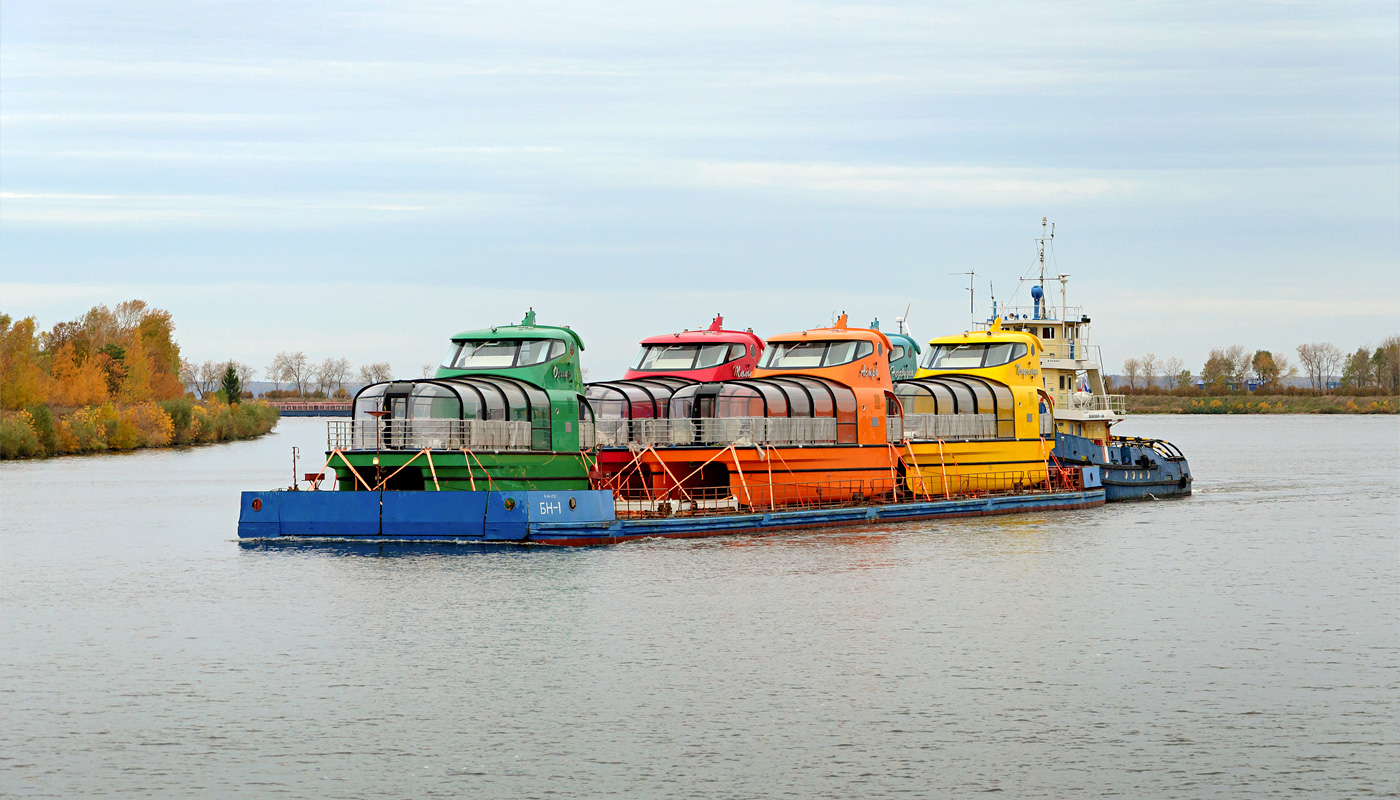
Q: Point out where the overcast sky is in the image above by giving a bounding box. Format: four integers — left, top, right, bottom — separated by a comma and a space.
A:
2, 1, 1396, 378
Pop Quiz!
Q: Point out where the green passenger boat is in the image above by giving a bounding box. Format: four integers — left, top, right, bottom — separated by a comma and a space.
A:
329, 310, 594, 492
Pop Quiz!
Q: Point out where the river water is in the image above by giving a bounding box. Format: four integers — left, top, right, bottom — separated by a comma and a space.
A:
2, 415, 1396, 798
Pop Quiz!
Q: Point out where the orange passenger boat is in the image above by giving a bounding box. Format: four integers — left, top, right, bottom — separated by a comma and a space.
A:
590, 314, 905, 508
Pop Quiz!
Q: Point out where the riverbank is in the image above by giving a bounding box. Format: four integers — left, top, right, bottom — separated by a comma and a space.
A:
1125, 395, 1396, 414
0, 399, 279, 459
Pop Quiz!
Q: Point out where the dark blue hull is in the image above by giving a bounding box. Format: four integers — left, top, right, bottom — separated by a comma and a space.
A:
1053, 432, 1192, 501
238, 482, 1106, 547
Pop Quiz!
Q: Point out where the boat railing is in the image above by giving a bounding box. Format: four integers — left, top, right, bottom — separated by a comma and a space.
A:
978, 304, 1085, 324
613, 468, 1082, 518
1040, 411, 1056, 437
900, 413, 998, 441
578, 421, 596, 450
327, 419, 534, 452
592, 416, 839, 448
1049, 391, 1126, 414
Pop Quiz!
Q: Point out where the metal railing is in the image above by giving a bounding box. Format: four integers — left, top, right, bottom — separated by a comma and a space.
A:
1040, 411, 1056, 437
593, 416, 838, 448
328, 419, 533, 451
611, 469, 1085, 519
1049, 392, 1126, 414
578, 421, 596, 450
900, 413, 997, 441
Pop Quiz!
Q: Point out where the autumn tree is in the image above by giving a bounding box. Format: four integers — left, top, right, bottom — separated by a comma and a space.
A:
1161, 356, 1188, 390
1201, 348, 1233, 392
1373, 336, 1400, 393
1, 314, 48, 410
1341, 346, 1373, 389
1250, 350, 1279, 388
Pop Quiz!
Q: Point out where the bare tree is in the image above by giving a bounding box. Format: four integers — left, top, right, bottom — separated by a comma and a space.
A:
328, 357, 351, 393
196, 360, 224, 399
231, 361, 257, 387
179, 358, 197, 391
1297, 343, 1342, 390
1122, 357, 1142, 390
313, 357, 338, 395
1140, 353, 1160, 389
358, 362, 392, 384
266, 352, 291, 392
1162, 356, 1184, 389
1224, 345, 1251, 389
1317, 343, 1344, 391
283, 351, 310, 396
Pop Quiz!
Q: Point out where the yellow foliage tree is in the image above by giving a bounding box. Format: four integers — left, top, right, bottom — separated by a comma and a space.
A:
119, 335, 153, 404
49, 342, 108, 407
1, 314, 50, 410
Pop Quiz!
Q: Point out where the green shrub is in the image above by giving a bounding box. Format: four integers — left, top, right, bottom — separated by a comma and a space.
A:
160, 398, 195, 442
25, 404, 58, 455
0, 412, 42, 459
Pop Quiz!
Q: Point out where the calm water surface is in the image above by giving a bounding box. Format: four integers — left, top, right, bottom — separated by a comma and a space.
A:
2, 415, 1397, 798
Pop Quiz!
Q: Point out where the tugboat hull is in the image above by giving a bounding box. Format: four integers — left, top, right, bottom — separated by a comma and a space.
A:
1053, 432, 1192, 501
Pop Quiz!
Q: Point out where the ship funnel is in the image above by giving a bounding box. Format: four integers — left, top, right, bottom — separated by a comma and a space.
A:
1030, 285, 1043, 320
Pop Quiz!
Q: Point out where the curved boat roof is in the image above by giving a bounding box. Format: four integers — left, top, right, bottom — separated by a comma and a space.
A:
449, 308, 585, 351
638, 314, 764, 350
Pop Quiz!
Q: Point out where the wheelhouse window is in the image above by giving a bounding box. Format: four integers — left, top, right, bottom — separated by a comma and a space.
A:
444, 338, 567, 369
631, 342, 742, 371
759, 340, 874, 369
921, 342, 1028, 370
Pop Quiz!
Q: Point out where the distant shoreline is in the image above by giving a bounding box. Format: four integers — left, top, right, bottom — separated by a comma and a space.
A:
1124, 395, 1395, 414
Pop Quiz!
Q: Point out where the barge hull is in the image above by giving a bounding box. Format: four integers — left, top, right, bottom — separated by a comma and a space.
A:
238, 484, 1105, 547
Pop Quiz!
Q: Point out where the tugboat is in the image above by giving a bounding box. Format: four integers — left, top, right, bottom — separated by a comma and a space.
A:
989, 219, 1192, 500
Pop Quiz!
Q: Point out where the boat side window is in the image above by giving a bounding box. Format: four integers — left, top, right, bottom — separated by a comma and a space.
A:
517, 339, 565, 366
1042, 327, 1055, 339
353, 383, 388, 418
984, 343, 1015, 366
890, 345, 905, 362
853, 341, 874, 362
825, 341, 858, 365
695, 344, 730, 369
728, 343, 747, 361
441, 342, 461, 368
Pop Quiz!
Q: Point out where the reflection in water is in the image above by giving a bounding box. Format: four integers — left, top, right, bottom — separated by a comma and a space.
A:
3, 416, 1397, 798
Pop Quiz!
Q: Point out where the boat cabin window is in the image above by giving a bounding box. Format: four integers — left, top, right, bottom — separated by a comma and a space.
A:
890, 345, 906, 362
443, 338, 567, 370
759, 340, 874, 369
1042, 327, 1055, 340
632, 342, 743, 372
921, 342, 1029, 370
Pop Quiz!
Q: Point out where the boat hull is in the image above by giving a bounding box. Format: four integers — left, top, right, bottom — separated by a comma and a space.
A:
1052, 432, 1192, 501
238, 484, 1105, 546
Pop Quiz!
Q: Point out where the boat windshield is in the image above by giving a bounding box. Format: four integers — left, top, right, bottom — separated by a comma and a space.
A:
631, 343, 743, 371
921, 342, 1028, 370
760, 340, 873, 369
444, 338, 567, 370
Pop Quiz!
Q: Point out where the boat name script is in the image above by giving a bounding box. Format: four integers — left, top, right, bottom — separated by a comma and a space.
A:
1016, 364, 1039, 379
891, 368, 915, 380
860, 364, 881, 379
552, 366, 574, 382
732, 364, 754, 378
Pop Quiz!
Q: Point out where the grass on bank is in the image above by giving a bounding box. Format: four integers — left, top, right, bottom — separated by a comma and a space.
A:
1125, 395, 1396, 414
1, 398, 280, 459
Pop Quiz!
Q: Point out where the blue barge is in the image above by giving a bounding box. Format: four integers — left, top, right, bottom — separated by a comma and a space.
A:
238, 469, 1104, 546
